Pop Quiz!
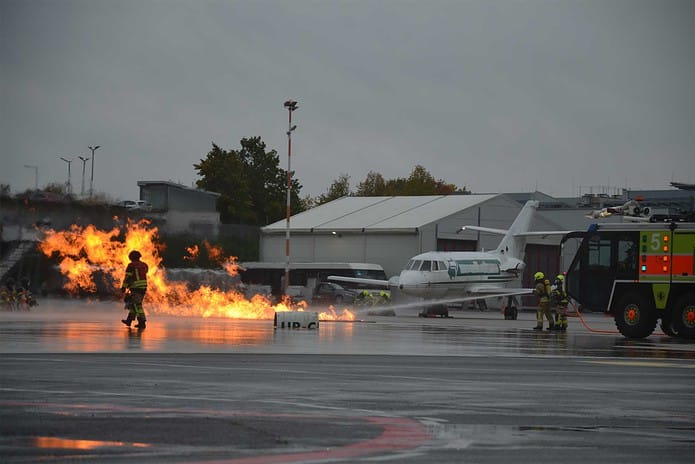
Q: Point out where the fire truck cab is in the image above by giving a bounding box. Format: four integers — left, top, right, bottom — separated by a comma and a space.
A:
562, 221, 695, 339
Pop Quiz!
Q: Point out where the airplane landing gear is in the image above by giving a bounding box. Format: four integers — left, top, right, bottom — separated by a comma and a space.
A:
419, 305, 449, 318
503, 296, 518, 320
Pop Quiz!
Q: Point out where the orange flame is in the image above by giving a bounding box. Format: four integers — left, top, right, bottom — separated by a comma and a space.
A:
183, 244, 199, 261
39, 220, 354, 321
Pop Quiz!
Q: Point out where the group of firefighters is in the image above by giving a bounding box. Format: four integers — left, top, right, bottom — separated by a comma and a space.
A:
532, 271, 569, 331
0, 277, 38, 311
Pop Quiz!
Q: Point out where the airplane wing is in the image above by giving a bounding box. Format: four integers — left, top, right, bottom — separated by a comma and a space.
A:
462, 226, 572, 238
513, 230, 574, 238
460, 225, 507, 235
327, 275, 398, 289
466, 286, 533, 298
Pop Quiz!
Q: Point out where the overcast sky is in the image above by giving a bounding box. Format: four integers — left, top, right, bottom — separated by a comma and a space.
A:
2, 0, 694, 202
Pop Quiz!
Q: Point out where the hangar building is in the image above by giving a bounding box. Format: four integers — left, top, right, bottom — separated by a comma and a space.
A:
259, 194, 567, 282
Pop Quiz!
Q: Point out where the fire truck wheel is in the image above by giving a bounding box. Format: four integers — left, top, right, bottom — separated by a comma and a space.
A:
673, 295, 695, 340
614, 294, 657, 339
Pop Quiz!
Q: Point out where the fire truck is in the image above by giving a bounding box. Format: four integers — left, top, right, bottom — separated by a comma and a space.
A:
562, 221, 695, 339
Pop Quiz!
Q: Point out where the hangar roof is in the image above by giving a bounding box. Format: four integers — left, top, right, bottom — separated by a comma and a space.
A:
263, 194, 498, 232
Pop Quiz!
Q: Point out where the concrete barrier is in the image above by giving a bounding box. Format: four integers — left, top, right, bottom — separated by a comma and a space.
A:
274, 311, 319, 329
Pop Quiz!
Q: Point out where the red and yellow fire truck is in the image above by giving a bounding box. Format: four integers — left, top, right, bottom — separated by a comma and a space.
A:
562, 221, 695, 339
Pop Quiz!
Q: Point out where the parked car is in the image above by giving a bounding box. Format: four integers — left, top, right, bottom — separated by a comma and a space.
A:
117, 200, 153, 211
312, 282, 358, 305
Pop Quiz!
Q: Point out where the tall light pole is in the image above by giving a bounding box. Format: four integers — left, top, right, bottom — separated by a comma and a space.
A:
59, 156, 74, 195
88, 145, 100, 198
283, 99, 298, 295
78, 156, 90, 197
23, 164, 38, 190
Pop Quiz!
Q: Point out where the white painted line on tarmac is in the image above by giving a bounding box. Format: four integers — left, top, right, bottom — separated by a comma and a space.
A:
582, 360, 695, 368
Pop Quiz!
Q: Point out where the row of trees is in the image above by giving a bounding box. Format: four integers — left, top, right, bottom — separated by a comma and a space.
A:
194, 137, 470, 226
308, 166, 469, 208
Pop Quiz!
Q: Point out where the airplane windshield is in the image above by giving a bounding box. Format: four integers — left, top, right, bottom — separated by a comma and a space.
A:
407, 260, 422, 271
420, 261, 432, 271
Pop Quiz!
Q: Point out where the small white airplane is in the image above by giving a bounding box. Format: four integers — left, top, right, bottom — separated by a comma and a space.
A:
329, 200, 564, 317
585, 200, 651, 221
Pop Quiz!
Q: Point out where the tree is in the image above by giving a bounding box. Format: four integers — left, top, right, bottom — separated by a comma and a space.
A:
355, 166, 469, 196
43, 183, 67, 194
194, 137, 304, 225
315, 173, 351, 205
356, 171, 387, 196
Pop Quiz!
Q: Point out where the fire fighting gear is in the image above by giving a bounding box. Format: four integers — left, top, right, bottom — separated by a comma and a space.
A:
122, 314, 134, 327
121, 251, 148, 329
123, 289, 146, 327
121, 255, 148, 292
551, 276, 569, 331
533, 274, 554, 330
534, 271, 545, 281
1, 285, 12, 308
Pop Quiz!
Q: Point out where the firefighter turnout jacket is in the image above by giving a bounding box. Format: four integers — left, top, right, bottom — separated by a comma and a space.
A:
121, 260, 148, 291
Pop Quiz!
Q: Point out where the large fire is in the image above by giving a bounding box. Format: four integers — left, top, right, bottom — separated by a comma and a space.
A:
38, 219, 354, 321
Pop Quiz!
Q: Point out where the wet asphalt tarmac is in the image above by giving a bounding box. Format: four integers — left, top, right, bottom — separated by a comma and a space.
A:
1, 298, 694, 463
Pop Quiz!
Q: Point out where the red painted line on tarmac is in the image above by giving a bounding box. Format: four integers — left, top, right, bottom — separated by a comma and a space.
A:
1, 401, 432, 463
201, 417, 431, 464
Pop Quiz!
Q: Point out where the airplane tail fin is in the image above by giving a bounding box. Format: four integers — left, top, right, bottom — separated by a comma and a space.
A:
495, 200, 538, 262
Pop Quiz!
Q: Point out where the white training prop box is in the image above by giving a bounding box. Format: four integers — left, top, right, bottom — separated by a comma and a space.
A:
274, 311, 319, 329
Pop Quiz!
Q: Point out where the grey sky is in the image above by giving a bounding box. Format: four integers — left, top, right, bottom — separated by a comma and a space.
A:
2, 0, 694, 202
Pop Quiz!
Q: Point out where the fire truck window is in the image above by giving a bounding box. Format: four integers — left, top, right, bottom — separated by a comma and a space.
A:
587, 238, 611, 269
618, 240, 638, 272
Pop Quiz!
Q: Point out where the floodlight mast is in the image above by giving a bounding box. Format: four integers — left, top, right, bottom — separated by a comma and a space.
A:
78, 156, 90, 196
88, 145, 100, 198
59, 156, 74, 195
283, 99, 298, 296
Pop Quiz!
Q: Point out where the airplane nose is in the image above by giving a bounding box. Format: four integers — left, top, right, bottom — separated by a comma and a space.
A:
398, 271, 422, 295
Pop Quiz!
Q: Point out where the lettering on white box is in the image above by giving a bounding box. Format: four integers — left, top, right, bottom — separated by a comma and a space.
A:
274, 311, 319, 329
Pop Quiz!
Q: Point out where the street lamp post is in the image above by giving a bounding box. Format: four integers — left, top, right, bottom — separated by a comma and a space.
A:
88, 145, 100, 199
59, 156, 74, 195
23, 164, 38, 190
78, 156, 90, 197
283, 99, 298, 295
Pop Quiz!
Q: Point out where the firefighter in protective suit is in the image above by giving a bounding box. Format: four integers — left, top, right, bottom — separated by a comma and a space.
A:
121, 250, 148, 329
532, 271, 555, 331
550, 274, 569, 331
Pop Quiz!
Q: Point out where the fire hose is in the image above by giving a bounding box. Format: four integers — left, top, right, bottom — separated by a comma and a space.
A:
568, 301, 665, 336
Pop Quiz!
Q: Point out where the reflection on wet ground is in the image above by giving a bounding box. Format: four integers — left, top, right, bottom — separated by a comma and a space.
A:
33, 437, 150, 449
1, 298, 694, 359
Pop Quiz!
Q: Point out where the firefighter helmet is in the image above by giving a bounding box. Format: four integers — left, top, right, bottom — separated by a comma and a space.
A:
128, 250, 142, 261
556, 274, 564, 281
534, 271, 545, 280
